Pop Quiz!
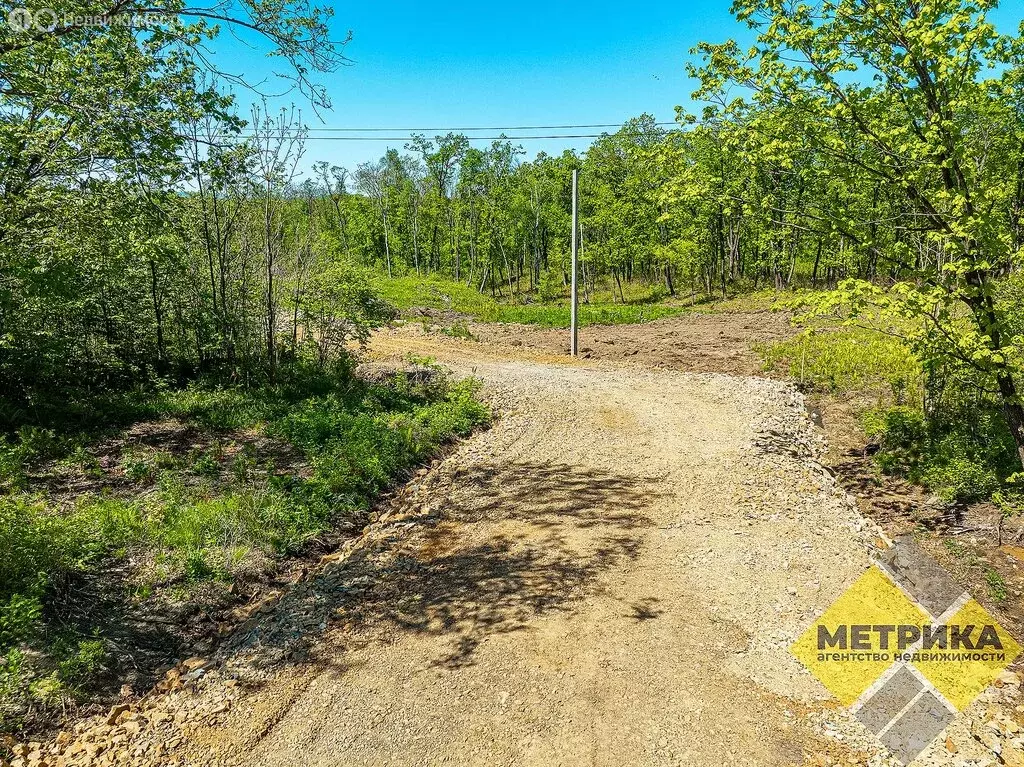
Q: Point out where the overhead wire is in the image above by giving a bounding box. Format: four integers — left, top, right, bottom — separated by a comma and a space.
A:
292, 122, 677, 132
227, 133, 652, 141
217, 121, 682, 141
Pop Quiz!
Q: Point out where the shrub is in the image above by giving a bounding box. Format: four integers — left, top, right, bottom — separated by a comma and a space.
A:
0, 497, 69, 602
0, 495, 150, 654
993, 472, 1024, 539
864, 403, 1013, 504
55, 638, 107, 689
441, 321, 476, 340
862, 406, 927, 477
923, 457, 1000, 505
0, 594, 42, 648
761, 328, 921, 397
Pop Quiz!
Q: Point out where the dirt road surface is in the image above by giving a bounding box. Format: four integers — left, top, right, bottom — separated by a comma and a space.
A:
22, 324, 1020, 767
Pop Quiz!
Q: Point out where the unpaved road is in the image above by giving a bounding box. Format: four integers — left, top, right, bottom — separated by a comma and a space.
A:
194, 329, 885, 767
28, 325, 1017, 767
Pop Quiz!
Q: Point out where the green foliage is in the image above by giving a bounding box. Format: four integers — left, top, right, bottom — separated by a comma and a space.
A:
0, 367, 489, 725
0, 650, 26, 705
985, 568, 1009, 604
0, 594, 41, 649
489, 303, 684, 327
189, 448, 222, 479
441, 321, 476, 341
0, 497, 71, 603
863, 403, 1015, 504
0, 427, 62, 490
55, 639, 107, 690
374, 274, 497, 317
375, 272, 685, 327
923, 458, 1001, 505
862, 407, 927, 477
762, 328, 922, 396
765, 321, 1020, 505
992, 472, 1024, 522
691, 0, 1024, 468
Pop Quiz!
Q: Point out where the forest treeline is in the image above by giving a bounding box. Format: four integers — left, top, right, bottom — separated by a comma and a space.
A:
335, 110, 957, 301
5, 0, 1024, 472
6, 0, 1024, 729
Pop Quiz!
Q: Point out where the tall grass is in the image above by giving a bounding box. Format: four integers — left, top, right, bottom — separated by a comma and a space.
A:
374, 273, 686, 327
760, 327, 923, 398
0, 369, 489, 722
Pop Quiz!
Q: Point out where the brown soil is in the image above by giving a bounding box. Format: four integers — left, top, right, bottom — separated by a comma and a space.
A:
462, 310, 794, 375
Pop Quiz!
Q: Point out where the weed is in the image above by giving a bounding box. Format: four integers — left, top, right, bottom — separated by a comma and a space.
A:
0, 427, 62, 490
442, 321, 476, 340
761, 328, 921, 397
942, 538, 969, 559
862, 406, 927, 478
985, 568, 1009, 603
189, 448, 221, 479
121, 450, 155, 482
55, 638, 107, 690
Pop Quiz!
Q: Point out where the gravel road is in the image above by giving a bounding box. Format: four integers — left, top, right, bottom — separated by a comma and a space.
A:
199, 329, 886, 766
20, 327, 1022, 767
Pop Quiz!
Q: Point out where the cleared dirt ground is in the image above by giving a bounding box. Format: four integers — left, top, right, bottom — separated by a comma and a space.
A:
12, 319, 1023, 767
445, 310, 794, 375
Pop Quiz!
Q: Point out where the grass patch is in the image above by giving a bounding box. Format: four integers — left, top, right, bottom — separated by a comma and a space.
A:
0, 365, 489, 730
374, 273, 686, 327
759, 327, 922, 396
374, 273, 794, 328
487, 303, 684, 327
373, 274, 497, 317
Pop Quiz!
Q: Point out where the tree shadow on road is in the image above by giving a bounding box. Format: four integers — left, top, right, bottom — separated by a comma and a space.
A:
220, 460, 658, 678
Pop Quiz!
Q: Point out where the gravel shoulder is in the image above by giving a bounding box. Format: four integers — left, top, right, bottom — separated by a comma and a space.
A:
11, 324, 1023, 767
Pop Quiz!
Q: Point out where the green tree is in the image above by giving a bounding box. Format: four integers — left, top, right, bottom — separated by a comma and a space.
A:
692, 0, 1024, 466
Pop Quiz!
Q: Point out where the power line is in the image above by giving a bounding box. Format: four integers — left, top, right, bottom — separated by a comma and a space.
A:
212, 120, 681, 141
226, 133, 648, 141
291, 122, 678, 133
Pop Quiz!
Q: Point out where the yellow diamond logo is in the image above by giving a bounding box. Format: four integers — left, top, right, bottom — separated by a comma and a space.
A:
791, 566, 928, 705
913, 598, 1021, 711
791, 539, 1021, 765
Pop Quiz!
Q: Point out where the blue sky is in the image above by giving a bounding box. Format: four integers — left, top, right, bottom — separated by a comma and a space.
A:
218, 0, 749, 172
217, 0, 1024, 174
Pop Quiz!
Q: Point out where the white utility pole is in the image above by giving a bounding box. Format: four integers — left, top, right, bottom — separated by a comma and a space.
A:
570, 168, 579, 356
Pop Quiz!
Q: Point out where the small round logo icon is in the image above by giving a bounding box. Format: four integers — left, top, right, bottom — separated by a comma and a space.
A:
6, 7, 34, 32
33, 7, 57, 31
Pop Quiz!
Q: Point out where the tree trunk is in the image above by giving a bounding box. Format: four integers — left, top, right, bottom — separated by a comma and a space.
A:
811, 238, 822, 287
998, 373, 1024, 470
150, 259, 166, 367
